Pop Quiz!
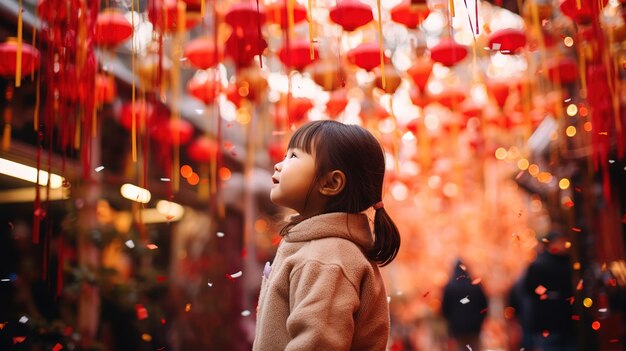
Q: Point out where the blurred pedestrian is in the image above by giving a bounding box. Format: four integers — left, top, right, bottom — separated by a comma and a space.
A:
441, 259, 488, 351
523, 231, 575, 351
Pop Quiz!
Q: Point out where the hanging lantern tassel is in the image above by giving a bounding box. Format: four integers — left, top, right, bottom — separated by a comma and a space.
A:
449, 0, 455, 18
15, 0, 23, 87
288, 0, 295, 44
376, 0, 385, 90
308, 0, 315, 59
2, 90, 12, 151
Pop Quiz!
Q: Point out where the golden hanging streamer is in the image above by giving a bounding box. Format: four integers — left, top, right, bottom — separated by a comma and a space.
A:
308, 0, 315, 59
16, 0, 23, 87
449, 0, 456, 18
171, 1, 186, 193
131, 0, 137, 163
288, 0, 295, 43
2, 88, 12, 151
376, 0, 385, 89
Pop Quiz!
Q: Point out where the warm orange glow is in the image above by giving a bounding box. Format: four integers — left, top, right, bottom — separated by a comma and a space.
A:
528, 164, 540, 176
563, 36, 574, 47
218, 167, 232, 181
495, 147, 507, 160
579, 106, 588, 117
559, 178, 570, 189
573, 262, 581, 270
591, 321, 600, 330
254, 219, 268, 233
187, 172, 200, 185
517, 158, 529, 170
566, 126, 576, 137
583, 122, 592, 131
181, 165, 193, 178
566, 104, 577, 116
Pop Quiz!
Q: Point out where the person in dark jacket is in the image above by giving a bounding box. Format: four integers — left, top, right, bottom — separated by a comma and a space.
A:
441, 259, 488, 351
523, 231, 575, 351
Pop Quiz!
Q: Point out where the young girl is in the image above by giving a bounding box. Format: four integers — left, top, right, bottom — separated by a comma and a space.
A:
253, 120, 401, 350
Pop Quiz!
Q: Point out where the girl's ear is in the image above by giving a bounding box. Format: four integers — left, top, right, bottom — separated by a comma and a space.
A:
319, 170, 346, 196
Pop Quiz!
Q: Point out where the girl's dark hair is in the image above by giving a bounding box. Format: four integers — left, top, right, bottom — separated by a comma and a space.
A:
281, 120, 400, 266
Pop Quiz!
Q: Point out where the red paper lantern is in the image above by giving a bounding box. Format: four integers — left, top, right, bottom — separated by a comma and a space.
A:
183, 37, 220, 70
545, 57, 578, 85
268, 141, 285, 163
279, 39, 319, 71
309, 61, 345, 91
374, 66, 402, 94
0, 39, 40, 77
326, 89, 349, 118
266, 0, 308, 29
560, 0, 607, 24
187, 72, 220, 105
407, 58, 433, 93
95, 73, 117, 106
347, 42, 388, 71
95, 9, 133, 47
225, 29, 268, 67
488, 28, 527, 54
460, 99, 482, 119
487, 81, 511, 109
433, 88, 466, 109
390, 0, 431, 29
151, 118, 194, 145
148, 0, 201, 31
225, 2, 267, 30
429, 38, 468, 66
329, 0, 373, 31
406, 118, 419, 134
120, 99, 163, 130
275, 95, 314, 125
187, 136, 219, 163
409, 87, 431, 108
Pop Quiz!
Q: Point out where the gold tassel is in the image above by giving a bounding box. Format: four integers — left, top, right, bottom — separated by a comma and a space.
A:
16, 0, 23, 87
376, 0, 385, 90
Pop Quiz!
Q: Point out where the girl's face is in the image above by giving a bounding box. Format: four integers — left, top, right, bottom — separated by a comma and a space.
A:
270, 147, 325, 216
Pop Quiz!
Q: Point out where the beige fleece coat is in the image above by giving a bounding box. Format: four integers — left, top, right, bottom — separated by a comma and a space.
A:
253, 212, 390, 351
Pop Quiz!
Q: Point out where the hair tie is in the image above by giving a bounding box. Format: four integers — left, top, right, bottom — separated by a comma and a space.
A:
373, 201, 384, 210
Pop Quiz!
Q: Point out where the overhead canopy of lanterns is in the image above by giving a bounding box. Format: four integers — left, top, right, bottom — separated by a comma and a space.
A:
1, 0, 625, 345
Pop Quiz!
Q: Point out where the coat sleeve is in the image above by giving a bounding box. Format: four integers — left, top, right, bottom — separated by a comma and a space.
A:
285, 260, 359, 351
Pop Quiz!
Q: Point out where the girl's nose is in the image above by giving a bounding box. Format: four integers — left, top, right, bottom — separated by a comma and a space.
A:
274, 161, 282, 171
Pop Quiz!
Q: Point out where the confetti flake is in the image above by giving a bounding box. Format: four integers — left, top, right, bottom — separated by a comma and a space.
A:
160, 178, 171, 182
576, 279, 583, 290
146, 244, 159, 250
207, 281, 213, 287
226, 271, 243, 281
136, 304, 148, 320
52, 343, 63, 351
0, 322, 6, 330
423, 291, 430, 298
534, 285, 547, 295
185, 304, 191, 312
125, 240, 135, 249
18, 316, 28, 324
542, 330, 550, 337
141, 333, 152, 342
13, 336, 26, 344
466, 345, 472, 351
216, 231, 225, 238
1, 278, 10, 282
460, 296, 470, 304
95, 166, 104, 172
471, 278, 482, 285
241, 310, 251, 317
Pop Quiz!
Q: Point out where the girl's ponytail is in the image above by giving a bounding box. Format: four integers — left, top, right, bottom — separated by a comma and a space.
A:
368, 205, 401, 266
